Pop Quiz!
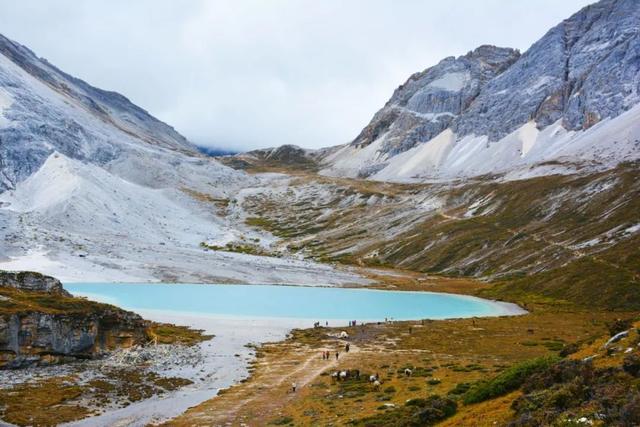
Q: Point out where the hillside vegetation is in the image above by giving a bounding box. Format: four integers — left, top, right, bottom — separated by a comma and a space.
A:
235, 163, 640, 310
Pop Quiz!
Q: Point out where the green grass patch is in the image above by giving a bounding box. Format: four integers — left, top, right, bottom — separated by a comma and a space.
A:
463, 356, 560, 405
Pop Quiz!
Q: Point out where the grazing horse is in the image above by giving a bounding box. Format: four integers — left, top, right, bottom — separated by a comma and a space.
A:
339, 370, 349, 380
373, 380, 381, 391
404, 368, 413, 377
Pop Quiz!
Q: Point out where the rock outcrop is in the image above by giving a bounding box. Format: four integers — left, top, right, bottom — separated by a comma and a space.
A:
454, 0, 640, 139
0, 271, 149, 368
0, 270, 71, 296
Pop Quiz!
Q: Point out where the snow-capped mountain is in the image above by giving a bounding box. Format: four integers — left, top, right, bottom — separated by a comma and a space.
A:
0, 33, 363, 286
321, 0, 640, 181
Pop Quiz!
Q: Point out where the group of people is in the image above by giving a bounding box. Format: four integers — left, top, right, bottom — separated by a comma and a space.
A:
313, 321, 329, 328
321, 350, 340, 360
321, 342, 351, 361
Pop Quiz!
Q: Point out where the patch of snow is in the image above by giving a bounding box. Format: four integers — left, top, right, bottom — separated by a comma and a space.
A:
391, 106, 455, 122
519, 121, 540, 157
464, 193, 496, 218
624, 223, 640, 235
570, 238, 601, 250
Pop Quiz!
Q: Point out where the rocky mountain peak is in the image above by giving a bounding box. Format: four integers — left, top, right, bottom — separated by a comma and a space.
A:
323, 0, 640, 181
454, 0, 640, 140
350, 44, 519, 164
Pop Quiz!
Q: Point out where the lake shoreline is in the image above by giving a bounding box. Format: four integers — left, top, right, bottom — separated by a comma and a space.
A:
64, 282, 527, 322
55, 282, 527, 426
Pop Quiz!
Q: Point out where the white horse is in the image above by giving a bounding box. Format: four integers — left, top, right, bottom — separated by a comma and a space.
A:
404, 368, 413, 377
339, 370, 349, 380
373, 380, 381, 390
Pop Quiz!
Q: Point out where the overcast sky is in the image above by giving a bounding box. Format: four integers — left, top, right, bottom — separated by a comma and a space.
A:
0, 0, 593, 151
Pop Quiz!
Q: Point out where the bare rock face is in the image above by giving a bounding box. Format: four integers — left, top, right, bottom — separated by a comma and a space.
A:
454, 0, 640, 139
0, 309, 147, 368
0, 270, 71, 296
322, 0, 640, 179
351, 45, 520, 157
0, 271, 148, 369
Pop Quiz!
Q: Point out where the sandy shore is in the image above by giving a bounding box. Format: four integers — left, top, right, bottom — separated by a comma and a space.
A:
62, 311, 335, 427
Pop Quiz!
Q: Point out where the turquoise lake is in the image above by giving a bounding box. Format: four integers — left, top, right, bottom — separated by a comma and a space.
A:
64, 283, 521, 321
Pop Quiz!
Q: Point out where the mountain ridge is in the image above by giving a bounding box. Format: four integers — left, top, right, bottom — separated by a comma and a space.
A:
316, 0, 640, 181
0, 33, 198, 192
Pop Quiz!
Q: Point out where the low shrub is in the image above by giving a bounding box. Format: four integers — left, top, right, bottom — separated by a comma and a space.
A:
463, 356, 559, 405
269, 416, 294, 425
623, 353, 640, 377
351, 395, 456, 426
447, 382, 471, 396
510, 358, 640, 426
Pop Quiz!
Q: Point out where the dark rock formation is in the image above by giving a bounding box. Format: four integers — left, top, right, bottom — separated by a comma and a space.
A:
0, 271, 149, 369
0, 270, 71, 296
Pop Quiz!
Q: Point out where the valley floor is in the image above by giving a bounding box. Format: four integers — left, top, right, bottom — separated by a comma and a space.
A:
1, 160, 638, 426
165, 304, 630, 426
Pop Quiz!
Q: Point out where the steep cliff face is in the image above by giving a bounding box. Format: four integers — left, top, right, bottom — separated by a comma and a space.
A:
0, 271, 148, 369
321, 0, 640, 181
454, 0, 640, 139
325, 46, 520, 178
353, 46, 520, 154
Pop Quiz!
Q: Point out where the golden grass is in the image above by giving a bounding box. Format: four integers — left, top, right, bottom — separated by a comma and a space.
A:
0, 376, 90, 426
147, 322, 213, 346
165, 309, 628, 426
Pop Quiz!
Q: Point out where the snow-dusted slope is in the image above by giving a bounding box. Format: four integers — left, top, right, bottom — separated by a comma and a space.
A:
0, 33, 196, 191
0, 33, 364, 285
321, 0, 640, 181
0, 152, 364, 285
372, 104, 640, 182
